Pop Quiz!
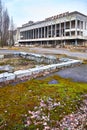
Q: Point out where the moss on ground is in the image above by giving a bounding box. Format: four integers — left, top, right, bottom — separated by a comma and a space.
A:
0, 75, 87, 129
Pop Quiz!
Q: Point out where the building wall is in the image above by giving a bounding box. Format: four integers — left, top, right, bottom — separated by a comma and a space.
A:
18, 11, 87, 46
14, 28, 20, 45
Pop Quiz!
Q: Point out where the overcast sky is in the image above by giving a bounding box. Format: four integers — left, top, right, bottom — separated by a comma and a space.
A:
3, 0, 87, 27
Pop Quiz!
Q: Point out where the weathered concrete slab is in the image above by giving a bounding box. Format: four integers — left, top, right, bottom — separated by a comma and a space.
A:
0, 50, 83, 84
0, 58, 82, 84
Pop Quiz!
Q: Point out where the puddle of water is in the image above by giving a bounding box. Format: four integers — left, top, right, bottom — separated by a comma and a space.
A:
38, 64, 87, 83
48, 79, 58, 84
56, 64, 87, 83
10, 64, 87, 86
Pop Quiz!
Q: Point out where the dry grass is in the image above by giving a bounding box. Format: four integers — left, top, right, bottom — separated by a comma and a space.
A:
0, 57, 42, 71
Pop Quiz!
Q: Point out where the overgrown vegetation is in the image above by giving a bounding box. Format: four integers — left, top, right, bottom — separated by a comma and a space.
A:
0, 75, 87, 129
0, 57, 44, 71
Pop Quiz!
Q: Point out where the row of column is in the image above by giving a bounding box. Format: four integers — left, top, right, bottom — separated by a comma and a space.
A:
21, 20, 83, 39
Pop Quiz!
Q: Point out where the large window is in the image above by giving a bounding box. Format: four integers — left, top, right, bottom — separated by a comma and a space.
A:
71, 20, 75, 28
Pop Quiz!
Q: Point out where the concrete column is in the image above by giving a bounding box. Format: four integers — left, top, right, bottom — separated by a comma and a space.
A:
55, 40, 56, 46
34, 29, 35, 39
25, 31, 26, 39
39, 28, 41, 38
31, 30, 33, 39
46, 27, 48, 38
25, 32, 27, 39
59, 23, 61, 36
24, 32, 25, 39
64, 22, 66, 36
64, 40, 66, 46
47, 41, 49, 45
38, 28, 39, 38
41, 41, 43, 45
28, 31, 30, 39
36, 29, 37, 38
33, 29, 34, 39
28, 30, 30, 39
55, 24, 56, 37
75, 39, 77, 46
31, 31, 32, 39
80, 21, 81, 36
41, 28, 42, 38
81, 21, 83, 29
35, 29, 37, 38
51, 25, 52, 37
26, 32, 27, 39
75, 19, 77, 36
70, 21, 71, 36
32, 30, 33, 39
47, 26, 49, 38
25, 32, 26, 39
27, 31, 28, 39
34, 29, 36, 38
44, 27, 45, 38
42, 27, 44, 38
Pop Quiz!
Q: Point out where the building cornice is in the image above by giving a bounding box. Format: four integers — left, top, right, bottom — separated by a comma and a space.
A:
20, 11, 87, 29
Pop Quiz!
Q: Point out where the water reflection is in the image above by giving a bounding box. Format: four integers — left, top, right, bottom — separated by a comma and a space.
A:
57, 64, 87, 82
48, 79, 58, 84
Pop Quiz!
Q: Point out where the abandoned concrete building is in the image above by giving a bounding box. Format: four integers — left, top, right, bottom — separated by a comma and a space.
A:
18, 11, 87, 46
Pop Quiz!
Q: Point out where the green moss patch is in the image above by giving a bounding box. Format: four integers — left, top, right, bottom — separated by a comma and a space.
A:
0, 75, 87, 129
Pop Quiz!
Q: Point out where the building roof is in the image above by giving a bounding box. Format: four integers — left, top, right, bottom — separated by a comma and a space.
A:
20, 11, 87, 29
69, 11, 87, 17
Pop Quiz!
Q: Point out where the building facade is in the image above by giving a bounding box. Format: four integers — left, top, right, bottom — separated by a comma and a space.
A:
13, 27, 20, 46
18, 11, 87, 46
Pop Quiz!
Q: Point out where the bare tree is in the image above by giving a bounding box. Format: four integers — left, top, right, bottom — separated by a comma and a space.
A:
2, 8, 9, 46
9, 17, 15, 46
0, 0, 10, 47
0, 0, 3, 47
